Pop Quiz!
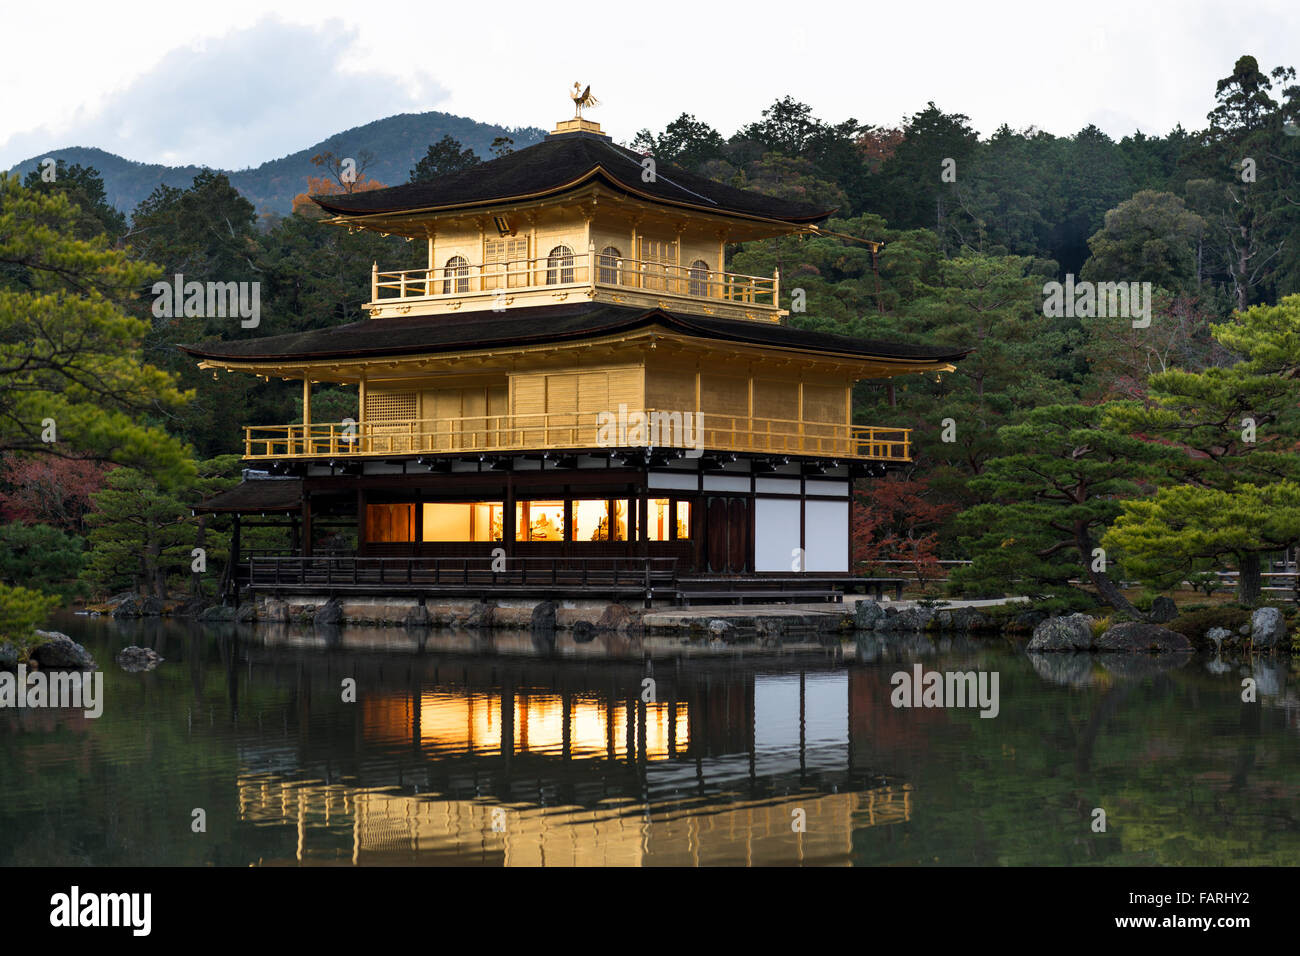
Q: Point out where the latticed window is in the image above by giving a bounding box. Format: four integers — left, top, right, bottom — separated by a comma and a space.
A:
484, 238, 528, 289
546, 245, 574, 285
364, 391, 417, 422
688, 259, 710, 297
639, 238, 677, 291
442, 255, 469, 294
598, 246, 621, 284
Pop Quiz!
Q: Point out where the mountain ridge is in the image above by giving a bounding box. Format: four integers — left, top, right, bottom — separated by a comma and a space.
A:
6, 110, 548, 217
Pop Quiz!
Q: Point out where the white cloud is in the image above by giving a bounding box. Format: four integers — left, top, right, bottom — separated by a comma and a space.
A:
0, 16, 448, 169
2, 0, 1298, 170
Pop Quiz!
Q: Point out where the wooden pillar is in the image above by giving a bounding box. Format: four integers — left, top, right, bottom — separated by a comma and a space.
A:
504, 474, 516, 557
302, 378, 312, 457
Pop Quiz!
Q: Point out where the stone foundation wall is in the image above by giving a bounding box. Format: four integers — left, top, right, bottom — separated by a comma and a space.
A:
249, 594, 644, 633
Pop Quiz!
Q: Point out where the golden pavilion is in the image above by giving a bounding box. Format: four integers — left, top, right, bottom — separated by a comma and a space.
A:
186, 104, 967, 599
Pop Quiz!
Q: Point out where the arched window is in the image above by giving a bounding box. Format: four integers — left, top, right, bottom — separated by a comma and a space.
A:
546, 245, 574, 285
688, 259, 710, 297
598, 246, 621, 285
442, 255, 469, 294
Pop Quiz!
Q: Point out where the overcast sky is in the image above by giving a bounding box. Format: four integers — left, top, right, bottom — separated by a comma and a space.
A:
3, 0, 1296, 170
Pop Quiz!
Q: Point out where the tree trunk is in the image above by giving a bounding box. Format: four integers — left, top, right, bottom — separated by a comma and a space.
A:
192, 516, 207, 599
1077, 523, 1144, 618
1237, 551, 1262, 606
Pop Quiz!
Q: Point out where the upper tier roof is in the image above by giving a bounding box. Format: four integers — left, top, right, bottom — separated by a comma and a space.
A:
179, 302, 971, 366
312, 130, 833, 224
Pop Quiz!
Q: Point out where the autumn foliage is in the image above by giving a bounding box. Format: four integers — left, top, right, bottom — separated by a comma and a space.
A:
0, 454, 108, 535
851, 473, 955, 588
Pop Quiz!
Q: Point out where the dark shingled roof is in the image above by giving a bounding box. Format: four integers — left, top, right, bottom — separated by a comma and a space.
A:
180, 303, 972, 365
196, 478, 302, 513
312, 130, 832, 224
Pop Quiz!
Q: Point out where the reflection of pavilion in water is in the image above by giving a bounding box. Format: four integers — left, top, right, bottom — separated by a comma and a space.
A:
238, 776, 912, 866
230, 650, 929, 865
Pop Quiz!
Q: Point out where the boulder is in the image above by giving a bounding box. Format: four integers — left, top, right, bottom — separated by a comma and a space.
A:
236, 603, 258, 623
1205, 627, 1233, 653
530, 600, 557, 632
313, 599, 343, 627
29, 631, 96, 669
1250, 606, 1287, 649
138, 596, 164, 617
708, 619, 731, 635
195, 600, 226, 624
111, 597, 141, 619
853, 600, 885, 631
403, 604, 432, 629
1026, 614, 1095, 652
1095, 621, 1191, 653
0, 642, 18, 670
1148, 596, 1178, 623
935, 606, 991, 632
258, 600, 286, 623
462, 602, 496, 629
173, 597, 208, 618
1012, 610, 1049, 632
116, 645, 164, 672
596, 603, 637, 633
572, 620, 596, 643
877, 606, 933, 632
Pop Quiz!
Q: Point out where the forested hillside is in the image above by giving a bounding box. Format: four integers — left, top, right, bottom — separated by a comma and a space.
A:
6, 111, 545, 215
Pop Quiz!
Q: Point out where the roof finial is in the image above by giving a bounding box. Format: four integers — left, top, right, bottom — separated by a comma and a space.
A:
571, 83, 600, 119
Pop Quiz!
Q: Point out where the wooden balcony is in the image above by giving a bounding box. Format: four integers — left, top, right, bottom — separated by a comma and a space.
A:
364, 249, 783, 322
243, 410, 910, 462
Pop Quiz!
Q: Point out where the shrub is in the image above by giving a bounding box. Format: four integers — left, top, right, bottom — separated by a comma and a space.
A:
1166, 605, 1251, 640
0, 583, 59, 650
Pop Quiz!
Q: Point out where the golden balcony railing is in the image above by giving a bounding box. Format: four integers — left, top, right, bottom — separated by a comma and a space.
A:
243, 411, 909, 462
371, 250, 779, 311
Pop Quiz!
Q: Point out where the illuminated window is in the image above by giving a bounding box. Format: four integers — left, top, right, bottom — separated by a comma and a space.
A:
645, 498, 673, 541
688, 259, 709, 297
598, 246, 621, 284
366, 503, 416, 542
422, 502, 504, 542
442, 255, 469, 294
611, 499, 629, 541
676, 500, 691, 540
572, 499, 611, 541
546, 245, 574, 285
516, 500, 565, 541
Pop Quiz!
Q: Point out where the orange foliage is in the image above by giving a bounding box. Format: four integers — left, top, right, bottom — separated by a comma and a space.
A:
291, 173, 386, 217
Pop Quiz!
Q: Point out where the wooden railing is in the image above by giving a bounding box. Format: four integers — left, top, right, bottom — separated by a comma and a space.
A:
371, 250, 779, 310
246, 555, 679, 596
243, 410, 910, 462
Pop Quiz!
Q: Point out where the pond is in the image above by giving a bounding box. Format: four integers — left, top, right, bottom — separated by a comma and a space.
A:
2, 612, 1297, 866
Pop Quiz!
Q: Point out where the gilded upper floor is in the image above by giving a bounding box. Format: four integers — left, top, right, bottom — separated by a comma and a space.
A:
313, 118, 832, 323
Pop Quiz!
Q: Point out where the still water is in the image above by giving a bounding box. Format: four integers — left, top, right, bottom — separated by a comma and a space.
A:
2, 612, 1298, 866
